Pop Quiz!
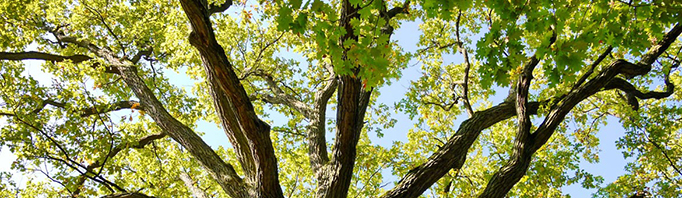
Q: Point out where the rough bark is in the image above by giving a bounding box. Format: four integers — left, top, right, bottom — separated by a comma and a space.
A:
208, 81, 257, 183
478, 23, 681, 198
309, 77, 336, 179
477, 55, 541, 198
38, 28, 252, 197
117, 66, 249, 197
178, 0, 283, 197
383, 23, 680, 198
381, 101, 541, 198
476, 30, 551, 197
315, 0, 365, 197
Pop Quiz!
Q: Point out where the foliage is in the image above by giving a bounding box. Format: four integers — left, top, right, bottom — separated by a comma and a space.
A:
0, 0, 681, 197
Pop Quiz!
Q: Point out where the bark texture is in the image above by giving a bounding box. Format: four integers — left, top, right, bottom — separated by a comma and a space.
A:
1, 2, 678, 197
383, 23, 681, 198
479, 23, 681, 198
178, 0, 283, 197
51, 25, 250, 198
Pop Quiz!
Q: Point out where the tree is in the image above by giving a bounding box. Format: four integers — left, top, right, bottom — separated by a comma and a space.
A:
0, 0, 681, 197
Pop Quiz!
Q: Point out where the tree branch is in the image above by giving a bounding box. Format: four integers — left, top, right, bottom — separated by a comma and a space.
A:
532, 23, 681, 152
118, 65, 249, 197
14, 116, 126, 194
605, 77, 675, 110
208, 81, 257, 184
82, 2, 128, 57
381, 101, 543, 198
0, 51, 91, 63
179, 172, 209, 198
179, 0, 283, 196
254, 70, 313, 117
24, 99, 143, 117
380, 0, 410, 20
100, 192, 155, 198
308, 76, 336, 178
79, 100, 145, 117
73, 132, 167, 196
29, 99, 66, 114
645, 134, 682, 177
52, 28, 250, 197
478, 49, 542, 198
384, 23, 553, 198
52, 32, 123, 66
130, 48, 152, 64
478, 23, 681, 198
455, 10, 474, 117
316, 1, 366, 197
571, 46, 613, 92
422, 100, 456, 111
0, 50, 124, 74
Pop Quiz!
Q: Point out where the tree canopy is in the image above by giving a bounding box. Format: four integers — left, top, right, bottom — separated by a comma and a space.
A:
1, 0, 681, 197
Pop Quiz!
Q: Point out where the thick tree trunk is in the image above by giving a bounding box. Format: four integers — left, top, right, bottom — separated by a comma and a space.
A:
178, 0, 284, 197
315, 0, 367, 197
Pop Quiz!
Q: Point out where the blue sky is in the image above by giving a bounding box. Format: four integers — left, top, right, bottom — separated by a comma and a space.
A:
185, 19, 633, 197
0, 11, 635, 198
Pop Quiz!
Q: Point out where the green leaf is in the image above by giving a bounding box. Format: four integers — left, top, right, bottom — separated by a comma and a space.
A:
276, 7, 293, 31
290, 0, 303, 9
310, 0, 323, 11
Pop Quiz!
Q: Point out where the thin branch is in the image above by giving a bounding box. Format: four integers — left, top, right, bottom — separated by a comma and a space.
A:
241, 32, 286, 80
646, 135, 682, 176
72, 132, 167, 195
422, 101, 456, 111
354, 161, 394, 198
83, 2, 127, 57
30, 99, 66, 114
455, 10, 474, 117
416, 42, 459, 54
570, 46, 614, 92
0, 51, 91, 63
80, 100, 145, 117
33, 168, 74, 196
25, 99, 143, 117
604, 77, 675, 110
